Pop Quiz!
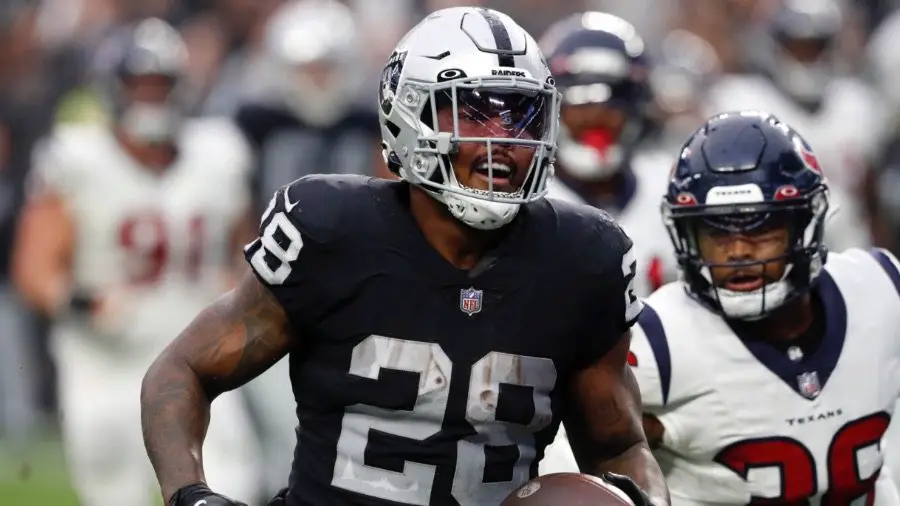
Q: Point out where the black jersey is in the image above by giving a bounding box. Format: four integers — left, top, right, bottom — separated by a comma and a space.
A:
234, 103, 379, 212
243, 175, 642, 506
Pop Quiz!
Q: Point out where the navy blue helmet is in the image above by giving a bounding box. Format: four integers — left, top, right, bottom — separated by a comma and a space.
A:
662, 110, 830, 319
539, 12, 651, 180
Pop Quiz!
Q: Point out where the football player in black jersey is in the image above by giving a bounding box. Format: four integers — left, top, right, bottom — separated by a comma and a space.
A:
142, 7, 669, 506
231, 0, 383, 496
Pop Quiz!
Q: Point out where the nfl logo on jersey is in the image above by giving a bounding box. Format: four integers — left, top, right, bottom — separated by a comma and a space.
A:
797, 371, 821, 399
459, 287, 483, 316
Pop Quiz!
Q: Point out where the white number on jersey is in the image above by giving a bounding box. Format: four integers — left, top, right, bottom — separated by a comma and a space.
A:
621, 244, 642, 323
248, 185, 304, 286
331, 335, 557, 506
715, 413, 889, 504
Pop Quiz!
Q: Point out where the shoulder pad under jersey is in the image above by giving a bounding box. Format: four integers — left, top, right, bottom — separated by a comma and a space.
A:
268, 173, 376, 245
545, 197, 634, 275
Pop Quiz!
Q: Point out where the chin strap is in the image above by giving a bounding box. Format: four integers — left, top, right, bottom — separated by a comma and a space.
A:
443, 191, 520, 230
715, 279, 792, 320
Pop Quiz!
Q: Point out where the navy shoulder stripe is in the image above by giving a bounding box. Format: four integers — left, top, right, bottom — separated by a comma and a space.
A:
637, 304, 672, 405
870, 248, 900, 298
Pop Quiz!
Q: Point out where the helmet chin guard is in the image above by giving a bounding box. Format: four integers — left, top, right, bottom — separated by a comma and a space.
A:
441, 173, 522, 230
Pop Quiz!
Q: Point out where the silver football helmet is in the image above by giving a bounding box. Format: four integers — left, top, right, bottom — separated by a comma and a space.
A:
264, 0, 362, 127
379, 7, 560, 230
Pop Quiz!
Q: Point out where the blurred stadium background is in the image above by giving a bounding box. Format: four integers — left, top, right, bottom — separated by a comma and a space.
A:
2, 0, 900, 504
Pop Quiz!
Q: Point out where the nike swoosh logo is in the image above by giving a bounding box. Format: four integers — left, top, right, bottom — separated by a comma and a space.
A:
284, 187, 300, 213
423, 50, 450, 60
193, 500, 208, 506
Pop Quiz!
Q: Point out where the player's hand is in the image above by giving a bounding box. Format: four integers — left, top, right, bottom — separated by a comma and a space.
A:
600, 472, 653, 506
90, 285, 133, 333
168, 483, 247, 506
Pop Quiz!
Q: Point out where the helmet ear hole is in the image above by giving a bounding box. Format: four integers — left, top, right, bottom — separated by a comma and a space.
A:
420, 101, 435, 132
385, 120, 401, 138
419, 92, 451, 132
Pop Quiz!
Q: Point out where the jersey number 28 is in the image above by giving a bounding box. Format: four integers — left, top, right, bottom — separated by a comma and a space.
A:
715, 413, 890, 506
331, 335, 556, 506
248, 207, 558, 505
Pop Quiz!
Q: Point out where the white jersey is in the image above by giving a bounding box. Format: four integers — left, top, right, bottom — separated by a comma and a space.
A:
703, 75, 886, 251
32, 118, 252, 355
547, 150, 678, 297
631, 248, 900, 506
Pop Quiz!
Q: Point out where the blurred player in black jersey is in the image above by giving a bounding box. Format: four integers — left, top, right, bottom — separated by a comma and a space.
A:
142, 6, 669, 506
234, 2, 388, 496
235, 0, 386, 215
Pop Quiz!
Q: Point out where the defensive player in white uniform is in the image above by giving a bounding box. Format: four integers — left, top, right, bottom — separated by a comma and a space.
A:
630, 110, 900, 505
702, 0, 886, 252
12, 18, 259, 506
538, 13, 677, 475
539, 12, 676, 297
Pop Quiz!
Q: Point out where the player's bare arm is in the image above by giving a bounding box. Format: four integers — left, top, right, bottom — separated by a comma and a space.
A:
641, 414, 664, 449
12, 191, 73, 316
567, 331, 670, 506
141, 270, 291, 502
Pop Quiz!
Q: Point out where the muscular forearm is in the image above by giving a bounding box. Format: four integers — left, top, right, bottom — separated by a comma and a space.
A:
594, 441, 670, 506
141, 274, 291, 502
141, 356, 212, 502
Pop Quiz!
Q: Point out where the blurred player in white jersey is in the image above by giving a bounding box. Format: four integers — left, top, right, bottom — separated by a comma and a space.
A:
630, 110, 900, 505
539, 12, 677, 298
703, 0, 887, 252
537, 12, 677, 475
11, 18, 259, 506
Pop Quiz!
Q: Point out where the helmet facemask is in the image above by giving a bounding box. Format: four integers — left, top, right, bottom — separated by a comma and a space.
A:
384, 74, 559, 230
664, 188, 829, 320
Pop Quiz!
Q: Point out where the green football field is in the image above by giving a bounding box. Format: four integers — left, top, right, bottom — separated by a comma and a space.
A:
0, 434, 80, 506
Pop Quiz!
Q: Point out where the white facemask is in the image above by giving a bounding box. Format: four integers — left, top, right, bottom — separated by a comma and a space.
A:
119, 103, 182, 143
700, 258, 798, 320
714, 279, 793, 320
